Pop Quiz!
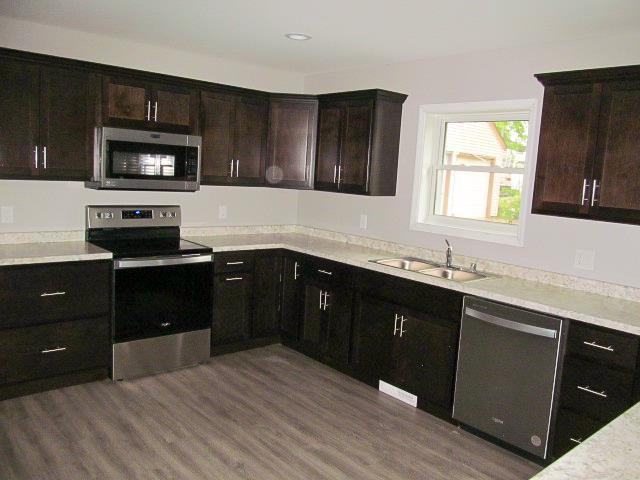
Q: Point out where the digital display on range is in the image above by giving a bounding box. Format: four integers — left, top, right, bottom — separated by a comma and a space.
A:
121, 209, 153, 219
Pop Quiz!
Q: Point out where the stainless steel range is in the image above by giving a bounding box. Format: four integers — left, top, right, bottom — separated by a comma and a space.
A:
86, 205, 212, 380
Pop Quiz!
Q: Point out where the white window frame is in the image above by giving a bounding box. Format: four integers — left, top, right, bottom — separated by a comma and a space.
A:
410, 99, 538, 246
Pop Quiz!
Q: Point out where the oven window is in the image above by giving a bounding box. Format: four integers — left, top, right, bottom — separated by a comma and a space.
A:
107, 140, 187, 180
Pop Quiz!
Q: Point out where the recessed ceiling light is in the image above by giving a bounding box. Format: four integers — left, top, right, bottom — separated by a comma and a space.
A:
285, 33, 312, 41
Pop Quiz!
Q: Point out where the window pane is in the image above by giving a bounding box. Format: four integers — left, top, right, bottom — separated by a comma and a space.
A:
434, 171, 523, 225
443, 120, 528, 168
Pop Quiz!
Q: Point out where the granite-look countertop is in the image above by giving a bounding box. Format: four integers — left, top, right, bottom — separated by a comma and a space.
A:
187, 232, 640, 336
0, 241, 112, 266
532, 401, 640, 479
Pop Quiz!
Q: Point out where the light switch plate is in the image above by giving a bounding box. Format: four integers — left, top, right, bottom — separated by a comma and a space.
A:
574, 249, 596, 271
1, 206, 14, 224
218, 205, 228, 220
359, 214, 368, 230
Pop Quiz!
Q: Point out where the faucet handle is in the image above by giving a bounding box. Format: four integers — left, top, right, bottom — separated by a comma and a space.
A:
470, 262, 477, 272
445, 238, 451, 248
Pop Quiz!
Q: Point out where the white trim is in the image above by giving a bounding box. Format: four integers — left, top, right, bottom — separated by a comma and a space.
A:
410, 99, 539, 246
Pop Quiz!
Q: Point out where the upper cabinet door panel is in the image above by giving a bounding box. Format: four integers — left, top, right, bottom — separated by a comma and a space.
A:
266, 97, 318, 189
102, 75, 150, 125
591, 80, 640, 221
200, 90, 235, 183
152, 83, 198, 133
315, 104, 343, 190
532, 83, 601, 216
39, 66, 98, 180
0, 58, 39, 178
340, 99, 373, 193
233, 96, 267, 183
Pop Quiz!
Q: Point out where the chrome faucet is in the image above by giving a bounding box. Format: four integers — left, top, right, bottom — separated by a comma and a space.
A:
445, 239, 453, 268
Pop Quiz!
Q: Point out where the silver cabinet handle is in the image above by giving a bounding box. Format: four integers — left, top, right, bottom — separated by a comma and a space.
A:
393, 313, 400, 336
294, 261, 300, 279
235, 159, 239, 177
225, 277, 243, 281
583, 341, 614, 352
41, 347, 66, 354
319, 289, 324, 309
226, 261, 244, 265
338, 165, 343, 184
43, 146, 47, 169
333, 164, 337, 183
160, 322, 171, 328
323, 291, 329, 310
230, 159, 234, 177
34, 146, 38, 169
591, 179, 600, 206
317, 269, 333, 276
40, 291, 66, 297
581, 179, 589, 205
154, 101, 158, 122
146, 100, 151, 121
577, 385, 607, 398
399, 317, 407, 337
569, 437, 583, 445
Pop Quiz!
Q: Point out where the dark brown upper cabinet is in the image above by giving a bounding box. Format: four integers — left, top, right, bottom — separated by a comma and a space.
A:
0, 55, 98, 181
102, 75, 198, 134
532, 65, 640, 225
266, 95, 318, 189
200, 90, 268, 186
314, 89, 407, 196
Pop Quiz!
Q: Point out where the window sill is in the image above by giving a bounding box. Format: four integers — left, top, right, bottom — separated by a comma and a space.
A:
410, 219, 523, 246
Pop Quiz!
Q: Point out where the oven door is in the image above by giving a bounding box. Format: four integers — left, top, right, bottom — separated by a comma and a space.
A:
113, 254, 213, 343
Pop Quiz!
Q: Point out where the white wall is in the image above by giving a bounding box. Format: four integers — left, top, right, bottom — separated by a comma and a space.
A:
0, 16, 303, 232
301, 32, 640, 288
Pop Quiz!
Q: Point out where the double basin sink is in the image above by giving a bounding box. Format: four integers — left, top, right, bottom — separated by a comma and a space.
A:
371, 257, 487, 283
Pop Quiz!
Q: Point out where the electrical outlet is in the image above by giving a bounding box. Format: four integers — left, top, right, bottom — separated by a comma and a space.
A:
574, 249, 595, 271
359, 214, 368, 230
1, 206, 14, 224
218, 205, 228, 220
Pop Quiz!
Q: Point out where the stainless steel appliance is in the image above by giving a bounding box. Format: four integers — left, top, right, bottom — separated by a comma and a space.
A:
85, 127, 201, 191
86, 205, 212, 380
453, 297, 565, 459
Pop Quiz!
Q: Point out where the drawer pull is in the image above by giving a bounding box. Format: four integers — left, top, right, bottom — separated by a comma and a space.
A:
40, 291, 66, 297
226, 261, 244, 265
583, 341, 614, 352
225, 277, 243, 281
41, 347, 67, 354
569, 437, 583, 445
577, 385, 608, 398
317, 269, 333, 276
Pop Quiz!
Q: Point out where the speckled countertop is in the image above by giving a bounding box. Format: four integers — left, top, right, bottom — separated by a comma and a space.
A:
0, 241, 111, 265
187, 232, 640, 336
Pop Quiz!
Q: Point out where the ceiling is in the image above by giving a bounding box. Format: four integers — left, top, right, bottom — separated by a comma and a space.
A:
1, 0, 639, 74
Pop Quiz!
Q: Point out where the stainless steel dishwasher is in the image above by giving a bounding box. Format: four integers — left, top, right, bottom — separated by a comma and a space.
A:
452, 297, 565, 459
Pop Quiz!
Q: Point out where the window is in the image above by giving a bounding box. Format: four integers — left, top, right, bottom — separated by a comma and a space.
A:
411, 100, 537, 245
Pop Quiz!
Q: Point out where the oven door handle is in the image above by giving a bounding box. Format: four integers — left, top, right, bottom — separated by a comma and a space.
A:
114, 254, 212, 269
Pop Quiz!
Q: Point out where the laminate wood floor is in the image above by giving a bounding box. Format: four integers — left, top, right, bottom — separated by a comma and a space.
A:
0, 345, 541, 480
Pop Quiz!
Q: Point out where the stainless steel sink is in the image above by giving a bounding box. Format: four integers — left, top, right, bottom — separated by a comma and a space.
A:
371, 256, 488, 283
418, 267, 486, 283
373, 258, 439, 271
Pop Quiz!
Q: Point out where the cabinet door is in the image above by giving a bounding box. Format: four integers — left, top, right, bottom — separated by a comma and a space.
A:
152, 83, 198, 133
339, 99, 373, 194
532, 83, 601, 216
0, 58, 39, 178
322, 287, 353, 368
252, 254, 282, 338
212, 274, 253, 346
233, 95, 267, 185
281, 256, 303, 340
351, 296, 396, 386
314, 104, 343, 191
200, 90, 235, 184
300, 283, 325, 358
266, 98, 317, 188
39, 66, 98, 180
590, 80, 640, 223
102, 75, 151, 127
390, 311, 458, 409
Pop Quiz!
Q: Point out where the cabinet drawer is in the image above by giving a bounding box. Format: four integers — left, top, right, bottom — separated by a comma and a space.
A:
553, 408, 605, 457
305, 255, 353, 286
568, 322, 639, 369
560, 358, 634, 422
0, 316, 110, 385
0, 261, 110, 329
213, 251, 255, 274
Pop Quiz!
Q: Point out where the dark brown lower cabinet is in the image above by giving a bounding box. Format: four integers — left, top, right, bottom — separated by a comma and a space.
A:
212, 273, 253, 347
252, 253, 283, 338
281, 255, 304, 341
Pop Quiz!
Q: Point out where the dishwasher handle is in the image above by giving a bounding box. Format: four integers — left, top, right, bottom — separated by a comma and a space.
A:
464, 307, 558, 339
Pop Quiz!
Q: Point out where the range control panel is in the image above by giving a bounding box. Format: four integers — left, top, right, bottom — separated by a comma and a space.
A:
87, 205, 181, 229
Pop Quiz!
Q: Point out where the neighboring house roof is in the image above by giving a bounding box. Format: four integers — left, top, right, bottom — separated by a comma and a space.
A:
444, 121, 507, 161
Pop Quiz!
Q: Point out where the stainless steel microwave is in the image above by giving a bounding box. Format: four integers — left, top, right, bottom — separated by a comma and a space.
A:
85, 127, 201, 191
